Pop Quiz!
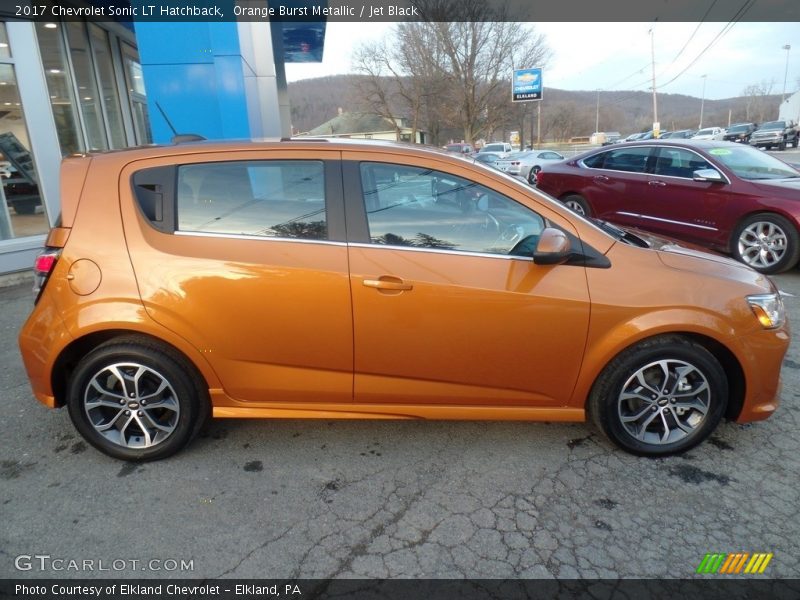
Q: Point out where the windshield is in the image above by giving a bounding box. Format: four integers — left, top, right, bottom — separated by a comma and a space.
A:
707, 145, 800, 180
759, 122, 784, 130
728, 125, 750, 132
697, 129, 714, 135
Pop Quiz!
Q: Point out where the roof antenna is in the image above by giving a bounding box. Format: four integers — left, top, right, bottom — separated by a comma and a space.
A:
155, 101, 206, 144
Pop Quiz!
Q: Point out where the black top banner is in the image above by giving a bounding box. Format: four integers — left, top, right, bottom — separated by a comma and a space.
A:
1, 0, 799, 23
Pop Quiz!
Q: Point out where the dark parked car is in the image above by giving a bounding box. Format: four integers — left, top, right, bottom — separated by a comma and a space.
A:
536, 140, 800, 273
723, 123, 758, 143
661, 129, 696, 140
444, 143, 475, 155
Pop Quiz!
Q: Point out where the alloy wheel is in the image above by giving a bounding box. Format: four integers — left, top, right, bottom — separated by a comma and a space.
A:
737, 221, 788, 270
617, 359, 710, 445
83, 363, 180, 449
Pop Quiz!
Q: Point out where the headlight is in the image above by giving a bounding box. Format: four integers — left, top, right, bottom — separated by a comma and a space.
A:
747, 293, 785, 329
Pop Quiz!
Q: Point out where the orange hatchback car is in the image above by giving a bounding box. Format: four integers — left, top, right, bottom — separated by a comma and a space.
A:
19, 139, 788, 460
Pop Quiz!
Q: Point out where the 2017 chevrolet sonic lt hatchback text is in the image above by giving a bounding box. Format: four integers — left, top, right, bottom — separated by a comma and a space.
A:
18, 139, 788, 460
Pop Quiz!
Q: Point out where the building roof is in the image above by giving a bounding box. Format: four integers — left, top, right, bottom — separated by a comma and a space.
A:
305, 112, 406, 136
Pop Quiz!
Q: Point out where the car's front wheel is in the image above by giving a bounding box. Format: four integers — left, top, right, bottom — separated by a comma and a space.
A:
589, 336, 727, 456
732, 213, 800, 274
67, 338, 208, 461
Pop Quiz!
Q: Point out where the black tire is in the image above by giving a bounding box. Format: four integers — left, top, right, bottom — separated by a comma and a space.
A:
12, 199, 38, 215
67, 338, 209, 461
732, 212, 800, 274
588, 336, 727, 456
792, 137, 799, 149
528, 165, 541, 185
561, 194, 591, 217
778, 139, 787, 151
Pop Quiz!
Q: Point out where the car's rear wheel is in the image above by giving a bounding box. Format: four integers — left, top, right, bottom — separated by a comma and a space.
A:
67, 339, 208, 461
589, 336, 727, 456
528, 166, 541, 184
562, 194, 591, 217
732, 213, 800, 274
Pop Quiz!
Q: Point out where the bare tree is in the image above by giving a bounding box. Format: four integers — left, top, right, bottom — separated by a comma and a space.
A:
351, 0, 550, 145
741, 79, 777, 123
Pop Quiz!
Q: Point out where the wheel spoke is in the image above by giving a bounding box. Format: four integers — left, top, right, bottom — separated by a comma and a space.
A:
93, 409, 125, 431
620, 405, 652, 424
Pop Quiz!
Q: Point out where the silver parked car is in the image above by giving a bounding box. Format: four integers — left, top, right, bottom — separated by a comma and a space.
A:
495, 150, 565, 184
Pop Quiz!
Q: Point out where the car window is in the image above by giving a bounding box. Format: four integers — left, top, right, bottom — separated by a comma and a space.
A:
359, 162, 545, 256
653, 148, 712, 179
539, 152, 563, 159
583, 147, 652, 173
176, 160, 327, 239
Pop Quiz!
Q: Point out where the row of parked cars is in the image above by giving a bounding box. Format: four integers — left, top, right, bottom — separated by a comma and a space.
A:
444, 142, 566, 184
619, 120, 800, 150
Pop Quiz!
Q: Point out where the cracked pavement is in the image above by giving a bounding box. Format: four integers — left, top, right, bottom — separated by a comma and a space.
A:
1, 273, 798, 580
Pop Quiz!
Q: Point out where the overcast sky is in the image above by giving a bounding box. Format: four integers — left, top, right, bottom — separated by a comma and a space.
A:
285, 21, 800, 101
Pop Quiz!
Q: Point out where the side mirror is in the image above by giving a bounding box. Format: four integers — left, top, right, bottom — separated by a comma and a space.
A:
533, 227, 572, 265
693, 168, 725, 183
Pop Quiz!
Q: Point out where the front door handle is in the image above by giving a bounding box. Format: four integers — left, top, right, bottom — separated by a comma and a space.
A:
648, 180, 667, 187
363, 277, 413, 291
593, 175, 609, 182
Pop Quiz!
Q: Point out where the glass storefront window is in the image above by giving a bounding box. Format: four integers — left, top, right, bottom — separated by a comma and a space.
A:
65, 21, 107, 151
0, 22, 10, 60
0, 23, 49, 241
122, 44, 151, 145
88, 24, 125, 149
35, 21, 82, 155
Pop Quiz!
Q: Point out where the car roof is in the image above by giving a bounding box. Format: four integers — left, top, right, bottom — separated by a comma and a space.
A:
567, 138, 748, 161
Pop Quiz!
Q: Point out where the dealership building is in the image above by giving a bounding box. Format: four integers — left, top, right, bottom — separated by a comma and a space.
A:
0, 5, 320, 275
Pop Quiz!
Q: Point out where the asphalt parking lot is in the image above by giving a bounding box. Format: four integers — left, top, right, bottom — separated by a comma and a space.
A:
1, 266, 799, 582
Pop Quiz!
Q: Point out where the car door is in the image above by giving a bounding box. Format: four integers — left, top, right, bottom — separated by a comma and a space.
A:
342, 154, 591, 407
119, 150, 353, 404
629, 147, 729, 245
579, 145, 656, 227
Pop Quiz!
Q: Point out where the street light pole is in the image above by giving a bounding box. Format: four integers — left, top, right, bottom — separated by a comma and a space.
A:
699, 74, 707, 129
595, 89, 600, 134
650, 27, 658, 135
782, 44, 791, 102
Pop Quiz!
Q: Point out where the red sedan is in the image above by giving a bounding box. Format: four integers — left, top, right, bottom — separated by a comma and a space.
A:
536, 140, 800, 273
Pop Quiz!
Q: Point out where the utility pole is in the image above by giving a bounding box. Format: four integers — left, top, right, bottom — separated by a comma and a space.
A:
699, 74, 707, 129
650, 27, 659, 137
537, 102, 541, 147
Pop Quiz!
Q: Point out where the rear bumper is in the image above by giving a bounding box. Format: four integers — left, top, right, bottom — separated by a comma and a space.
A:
18, 293, 73, 409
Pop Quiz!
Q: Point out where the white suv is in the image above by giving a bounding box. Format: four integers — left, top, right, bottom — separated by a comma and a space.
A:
691, 127, 725, 141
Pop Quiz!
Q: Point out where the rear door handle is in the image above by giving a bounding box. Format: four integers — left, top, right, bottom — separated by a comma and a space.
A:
363, 277, 413, 291
648, 180, 667, 187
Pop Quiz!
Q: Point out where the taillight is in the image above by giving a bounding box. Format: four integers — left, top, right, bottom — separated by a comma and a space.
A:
33, 248, 61, 301
511, 161, 520, 166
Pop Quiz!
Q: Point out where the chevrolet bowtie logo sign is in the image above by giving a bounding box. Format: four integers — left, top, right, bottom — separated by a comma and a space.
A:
696, 552, 773, 574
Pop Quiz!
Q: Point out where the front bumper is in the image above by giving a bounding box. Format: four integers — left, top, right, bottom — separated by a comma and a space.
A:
733, 323, 790, 422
